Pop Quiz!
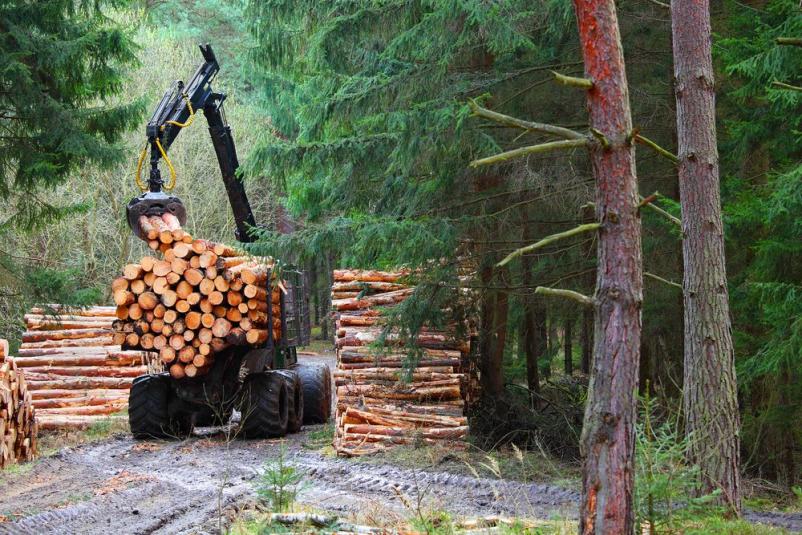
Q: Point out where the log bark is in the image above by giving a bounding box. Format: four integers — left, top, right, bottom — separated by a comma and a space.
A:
671, 0, 740, 511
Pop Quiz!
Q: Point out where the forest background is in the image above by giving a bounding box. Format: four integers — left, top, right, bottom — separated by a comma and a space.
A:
1, 0, 800, 502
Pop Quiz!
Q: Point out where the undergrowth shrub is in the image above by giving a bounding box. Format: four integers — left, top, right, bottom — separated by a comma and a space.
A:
635, 387, 720, 533
257, 443, 304, 513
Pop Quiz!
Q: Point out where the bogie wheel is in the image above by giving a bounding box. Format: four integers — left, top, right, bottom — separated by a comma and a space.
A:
239, 372, 289, 438
295, 363, 332, 425
129, 374, 173, 439
276, 370, 304, 433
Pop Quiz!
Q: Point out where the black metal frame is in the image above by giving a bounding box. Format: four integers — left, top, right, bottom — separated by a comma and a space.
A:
127, 44, 258, 243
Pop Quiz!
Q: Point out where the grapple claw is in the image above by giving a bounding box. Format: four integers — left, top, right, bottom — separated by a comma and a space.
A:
126, 191, 187, 240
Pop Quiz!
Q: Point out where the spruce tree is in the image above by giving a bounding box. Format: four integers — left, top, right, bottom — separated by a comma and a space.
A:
0, 0, 141, 229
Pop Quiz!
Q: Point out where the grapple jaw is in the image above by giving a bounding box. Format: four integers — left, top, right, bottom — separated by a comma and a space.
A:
126, 191, 187, 240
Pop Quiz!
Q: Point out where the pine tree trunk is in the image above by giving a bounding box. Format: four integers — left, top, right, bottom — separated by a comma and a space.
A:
564, 317, 573, 375
573, 0, 643, 531
671, 0, 741, 511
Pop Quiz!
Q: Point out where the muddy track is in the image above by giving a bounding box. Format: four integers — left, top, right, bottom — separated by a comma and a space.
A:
0, 432, 800, 533
0, 430, 578, 535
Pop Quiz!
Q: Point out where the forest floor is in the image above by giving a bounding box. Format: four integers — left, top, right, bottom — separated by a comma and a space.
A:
0, 352, 799, 534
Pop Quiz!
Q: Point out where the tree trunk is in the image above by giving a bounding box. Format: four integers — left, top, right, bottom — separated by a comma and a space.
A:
544, 317, 555, 379
580, 308, 592, 374
520, 219, 540, 401
573, 0, 643, 531
564, 316, 573, 376
671, 0, 741, 512
490, 270, 510, 397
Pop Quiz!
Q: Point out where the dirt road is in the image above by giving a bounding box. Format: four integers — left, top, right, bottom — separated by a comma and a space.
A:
0, 428, 580, 534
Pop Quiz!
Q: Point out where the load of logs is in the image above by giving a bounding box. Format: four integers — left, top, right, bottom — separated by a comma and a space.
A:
112, 214, 282, 380
0, 339, 37, 468
331, 269, 471, 456
14, 306, 152, 430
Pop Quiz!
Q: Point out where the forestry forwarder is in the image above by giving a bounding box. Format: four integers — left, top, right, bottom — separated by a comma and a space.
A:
124, 44, 331, 439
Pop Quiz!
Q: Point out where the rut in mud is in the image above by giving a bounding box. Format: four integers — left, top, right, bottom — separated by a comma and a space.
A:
0, 430, 578, 535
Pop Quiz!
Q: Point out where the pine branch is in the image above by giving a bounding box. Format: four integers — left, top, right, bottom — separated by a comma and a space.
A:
535, 287, 595, 307
497, 223, 601, 267
771, 81, 802, 93
468, 100, 586, 140
470, 138, 589, 168
634, 133, 678, 163
552, 71, 594, 89
644, 271, 682, 289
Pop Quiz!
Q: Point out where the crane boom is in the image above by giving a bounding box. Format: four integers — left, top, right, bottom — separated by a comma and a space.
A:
126, 44, 258, 243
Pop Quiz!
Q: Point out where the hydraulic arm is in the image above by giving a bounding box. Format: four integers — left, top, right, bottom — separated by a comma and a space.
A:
126, 44, 258, 243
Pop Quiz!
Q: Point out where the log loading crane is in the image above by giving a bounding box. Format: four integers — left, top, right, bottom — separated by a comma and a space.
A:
124, 44, 331, 439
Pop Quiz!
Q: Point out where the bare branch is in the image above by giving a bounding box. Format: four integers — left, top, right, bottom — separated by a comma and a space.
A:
497, 222, 601, 267
634, 133, 678, 163
771, 80, 802, 93
467, 100, 586, 140
535, 287, 595, 307
776, 37, 802, 47
552, 71, 594, 89
470, 138, 589, 168
640, 195, 681, 226
644, 271, 682, 289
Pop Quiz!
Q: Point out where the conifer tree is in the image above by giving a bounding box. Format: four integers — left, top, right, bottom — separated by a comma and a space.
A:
0, 0, 141, 229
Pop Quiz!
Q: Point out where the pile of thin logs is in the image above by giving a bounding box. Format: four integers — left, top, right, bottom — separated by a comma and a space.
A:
14, 306, 152, 430
332, 269, 470, 456
0, 339, 37, 467
113, 214, 281, 379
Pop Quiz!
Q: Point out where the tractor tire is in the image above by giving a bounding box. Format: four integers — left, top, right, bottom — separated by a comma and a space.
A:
239, 371, 288, 438
129, 374, 173, 439
276, 370, 304, 433
295, 363, 332, 424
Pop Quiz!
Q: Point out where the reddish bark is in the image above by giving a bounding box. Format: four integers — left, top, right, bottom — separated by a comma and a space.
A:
573, 0, 643, 531
671, 0, 741, 511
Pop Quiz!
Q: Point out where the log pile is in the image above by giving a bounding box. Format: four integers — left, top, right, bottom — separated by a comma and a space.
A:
0, 339, 37, 467
331, 270, 470, 456
112, 214, 282, 380
15, 306, 151, 430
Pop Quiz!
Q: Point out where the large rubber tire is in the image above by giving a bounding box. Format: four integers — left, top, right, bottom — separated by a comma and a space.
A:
295, 363, 332, 425
276, 370, 304, 433
239, 372, 289, 438
129, 374, 172, 439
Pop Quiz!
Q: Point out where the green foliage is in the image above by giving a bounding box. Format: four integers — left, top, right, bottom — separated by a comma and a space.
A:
634, 390, 716, 532
0, 0, 143, 229
717, 0, 802, 483
257, 443, 305, 513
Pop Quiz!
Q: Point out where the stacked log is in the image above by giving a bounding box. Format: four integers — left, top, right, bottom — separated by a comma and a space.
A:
0, 340, 37, 468
331, 269, 470, 456
15, 306, 150, 430
113, 220, 282, 380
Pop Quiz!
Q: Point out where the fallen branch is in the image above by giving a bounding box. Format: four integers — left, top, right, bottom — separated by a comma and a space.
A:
497, 223, 601, 267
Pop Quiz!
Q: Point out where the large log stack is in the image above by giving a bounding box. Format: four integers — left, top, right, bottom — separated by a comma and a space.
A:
15, 307, 151, 430
113, 214, 282, 380
331, 269, 471, 456
0, 338, 37, 467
